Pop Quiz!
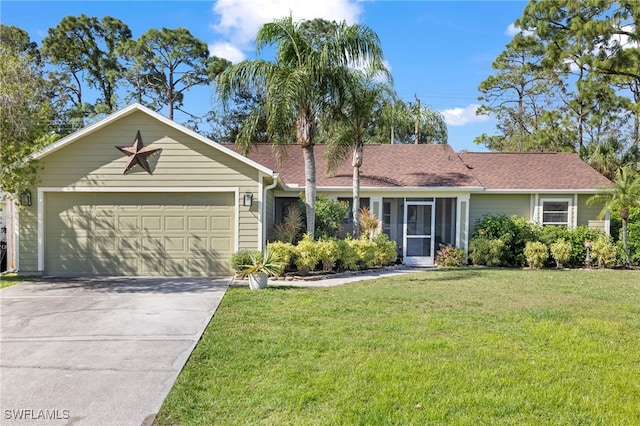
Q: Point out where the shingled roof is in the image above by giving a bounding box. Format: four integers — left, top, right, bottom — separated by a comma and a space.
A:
239, 144, 482, 188
232, 143, 611, 191
458, 152, 612, 190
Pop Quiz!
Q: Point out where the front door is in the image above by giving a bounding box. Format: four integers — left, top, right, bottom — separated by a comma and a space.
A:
403, 201, 435, 266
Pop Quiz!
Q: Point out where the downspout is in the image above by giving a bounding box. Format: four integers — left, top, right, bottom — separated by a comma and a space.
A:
260, 173, 279, 252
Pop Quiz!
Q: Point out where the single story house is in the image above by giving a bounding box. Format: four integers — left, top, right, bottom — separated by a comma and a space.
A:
3, 103, 612, 276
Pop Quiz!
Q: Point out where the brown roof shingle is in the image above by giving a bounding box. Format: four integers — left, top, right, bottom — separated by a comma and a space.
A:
229, 143, 611, 191
458, 152, 612, 190
239, 144, 482, 188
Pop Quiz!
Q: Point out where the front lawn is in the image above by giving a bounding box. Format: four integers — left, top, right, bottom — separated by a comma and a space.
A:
0, 274, 31, 289
155, 269, 640, 425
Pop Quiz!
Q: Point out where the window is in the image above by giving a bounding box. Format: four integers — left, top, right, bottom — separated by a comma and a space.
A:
542, 200, 570, 226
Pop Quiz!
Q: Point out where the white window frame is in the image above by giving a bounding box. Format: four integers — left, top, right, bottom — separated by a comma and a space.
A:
539, 197, 574, 227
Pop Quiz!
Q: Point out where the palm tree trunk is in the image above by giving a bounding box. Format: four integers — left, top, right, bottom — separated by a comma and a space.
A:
302, 145, 316, 238
622, 218, 630, 266
352, 145, 363, 237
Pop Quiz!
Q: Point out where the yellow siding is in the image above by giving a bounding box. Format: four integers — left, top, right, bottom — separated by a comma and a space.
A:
577, 194, 605, 227
468, 194, 531, 232
19, 110, 263, 273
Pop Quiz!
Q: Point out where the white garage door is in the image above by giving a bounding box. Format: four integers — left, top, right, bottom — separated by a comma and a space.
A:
45, 192, 235, 276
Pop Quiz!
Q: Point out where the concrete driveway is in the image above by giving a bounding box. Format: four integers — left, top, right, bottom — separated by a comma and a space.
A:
0, 277, 229, 426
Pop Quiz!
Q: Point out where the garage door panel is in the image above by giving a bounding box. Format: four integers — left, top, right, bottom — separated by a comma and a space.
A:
45, 192, 234, 276
187, 237, 207, 251
212, 217, 231, 230
164, 237, 185, 252
164, 216, 185, 231
119, 237, 140, 252
139, 216, 159, 231
93, 236, 117, 252
116, 215, 140, 232
187, 217, 208, 231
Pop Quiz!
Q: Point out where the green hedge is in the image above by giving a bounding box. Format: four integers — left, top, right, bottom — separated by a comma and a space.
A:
470, 214, 612, 268
262, 233, 398, 275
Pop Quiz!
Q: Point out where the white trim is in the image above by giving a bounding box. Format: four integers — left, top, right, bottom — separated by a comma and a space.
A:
403, 199, 435, 266
37, 186, 240, 272
37, 190, 44, 270
261, 174, 279, 252
311, 186, 483, 192
605, 210, 611, 235
480, 189, 601, 194
258, 172, 264, 250
29, 103, 276, 178
9, 199, 18, 272
538, 197, 574, 227
456, 195, 470, 254
370, 196, 383, 232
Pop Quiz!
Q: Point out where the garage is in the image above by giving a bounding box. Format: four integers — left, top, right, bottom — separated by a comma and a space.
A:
45, 191, 235, 276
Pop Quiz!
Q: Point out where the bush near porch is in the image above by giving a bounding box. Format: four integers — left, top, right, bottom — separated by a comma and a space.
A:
231, 233, 398, 277
234, 197, 398, 276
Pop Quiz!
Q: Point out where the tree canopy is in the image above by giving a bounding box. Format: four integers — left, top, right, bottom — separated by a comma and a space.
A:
216, 16, 388, 238
119, 27, 230, 120
478, 0, 640, 173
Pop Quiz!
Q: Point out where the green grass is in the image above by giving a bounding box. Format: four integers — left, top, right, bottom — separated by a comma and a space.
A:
155, 269, 640, 425
0, 274, 32, 289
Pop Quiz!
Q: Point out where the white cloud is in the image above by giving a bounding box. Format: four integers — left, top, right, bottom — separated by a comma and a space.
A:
506, 23, 533, 37
441, 104, 491, 126
209, 42, 246, 63
210, 0, 363, 61
610, 25, 638, 50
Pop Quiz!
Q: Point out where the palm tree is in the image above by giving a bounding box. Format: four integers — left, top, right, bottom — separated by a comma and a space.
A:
216, 16, 386, 238
325, 73, 391, 237
373, 97, 448, 145
587, 166, 640, 266
587, 138, 624, 180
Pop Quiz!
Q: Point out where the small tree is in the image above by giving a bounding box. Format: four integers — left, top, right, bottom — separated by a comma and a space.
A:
524, 241, 549, 269
550, 238, 572, 268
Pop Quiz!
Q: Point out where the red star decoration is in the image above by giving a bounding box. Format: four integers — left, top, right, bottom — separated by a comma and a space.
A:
116, 130, 161, 174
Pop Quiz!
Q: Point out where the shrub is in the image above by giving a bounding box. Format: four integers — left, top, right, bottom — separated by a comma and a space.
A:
524, 241, 549, 269
472, 214, 541, 266
371, 233, 397, 266
314, 195, 350, 239
349, 237, 378, 269
238, 249, 286, 277
550, 238, 572, 268
359, 207, 380, 240
469, 238, 505, 267
315, 238, 341, 272
540, 225, 605, 268
266, 241, 296, 273
230, 250, 260, 276
337, 237, 360, 271
591, 235, 618, 268
273, 204, 303, 243
294, 233, 319, 273
435, 244, 466, 267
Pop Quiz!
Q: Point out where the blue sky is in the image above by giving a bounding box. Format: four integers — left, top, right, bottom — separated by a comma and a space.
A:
1, 0, 529, 152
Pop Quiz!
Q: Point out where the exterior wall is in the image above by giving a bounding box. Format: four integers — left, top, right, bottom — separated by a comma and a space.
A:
577, 194, 605, 227
468, 194, 531, 232
18, 110, 262, 273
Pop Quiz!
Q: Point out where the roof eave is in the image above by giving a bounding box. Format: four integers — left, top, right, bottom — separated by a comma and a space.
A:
476, 188, 607, 194
281, 184, 483, 192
